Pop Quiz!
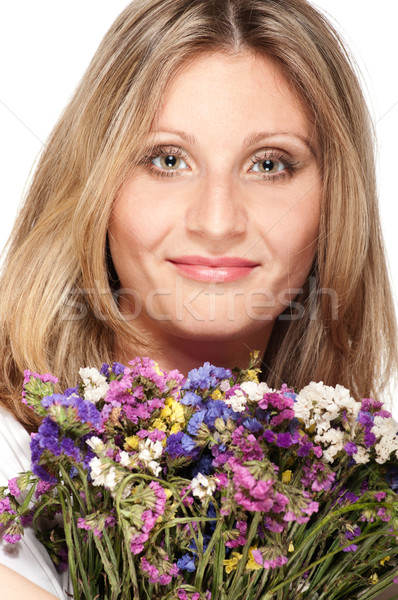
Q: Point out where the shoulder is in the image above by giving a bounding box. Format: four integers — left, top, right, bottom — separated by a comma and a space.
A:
0, 406, 31, 485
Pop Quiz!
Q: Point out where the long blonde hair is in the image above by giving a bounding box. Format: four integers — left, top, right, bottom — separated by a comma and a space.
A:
0, 0, 396, 431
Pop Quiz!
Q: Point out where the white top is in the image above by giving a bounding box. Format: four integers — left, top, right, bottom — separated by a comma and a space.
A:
0, 406, 70, 599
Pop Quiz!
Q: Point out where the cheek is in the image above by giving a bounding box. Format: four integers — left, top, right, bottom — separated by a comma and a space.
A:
108, 181, 176, 261
261, 193, 320, 280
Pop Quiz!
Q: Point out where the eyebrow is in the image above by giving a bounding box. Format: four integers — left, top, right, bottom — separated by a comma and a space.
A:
149, 129, 315, 154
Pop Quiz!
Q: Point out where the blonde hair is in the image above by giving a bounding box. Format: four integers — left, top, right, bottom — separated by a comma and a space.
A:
0, 0, 396, 431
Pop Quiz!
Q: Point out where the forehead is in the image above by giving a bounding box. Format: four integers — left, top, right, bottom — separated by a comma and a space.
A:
152, 50, 316, 147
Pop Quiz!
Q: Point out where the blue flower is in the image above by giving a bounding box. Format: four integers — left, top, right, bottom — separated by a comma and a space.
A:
112, 362, 125, 376
100, 363, 110, 375
180, 391, 202, 406
41, 394, 67, 409
203, 400, 231, 428
242, 417, 263, 433
166, 432, 197, 458
191, 453, 214, 477
177, 553, 197, 572
37, 417, 62, 455
182, 362, 232, 391
387, 466, 398, 492
187, 411, 206, 435
189, 533, 211, 552
60, 437, 81, 462
64, 387, 79, 397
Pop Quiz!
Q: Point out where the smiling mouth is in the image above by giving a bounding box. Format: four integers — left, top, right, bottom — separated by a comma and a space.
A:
167, 256, 259, 283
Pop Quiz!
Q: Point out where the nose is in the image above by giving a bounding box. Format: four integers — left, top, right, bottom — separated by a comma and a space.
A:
185, 172, 247, 240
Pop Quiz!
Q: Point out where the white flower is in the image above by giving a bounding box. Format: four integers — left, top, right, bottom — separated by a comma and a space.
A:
89, 457, 120, 490
352, 446, 370, 465
370, 415, 398, 463
314, 427, 345, 463
240, 381, 272, 402
220, 380, 231, 392
86, 436, 105, 453
294, 381, 360, 437
191, 472, 217, 501
119, 451, 132, 468
138, 439, 163, 477
225, 389, 247, 412
79, 367, 109, 403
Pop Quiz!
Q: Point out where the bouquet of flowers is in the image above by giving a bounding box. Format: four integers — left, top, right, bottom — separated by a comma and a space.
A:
1, 351, 398, 600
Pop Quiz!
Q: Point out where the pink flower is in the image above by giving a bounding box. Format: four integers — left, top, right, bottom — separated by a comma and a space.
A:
7, 478, 21, 498
3, 533, 21, 544
374, 492, 386, 502
215, 473, 228, 489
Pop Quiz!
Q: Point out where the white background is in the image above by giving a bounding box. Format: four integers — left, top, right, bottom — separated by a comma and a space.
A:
0, 1, 397, 410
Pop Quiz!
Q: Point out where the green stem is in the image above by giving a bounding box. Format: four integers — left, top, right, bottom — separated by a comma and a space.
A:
227, 513, 262, 599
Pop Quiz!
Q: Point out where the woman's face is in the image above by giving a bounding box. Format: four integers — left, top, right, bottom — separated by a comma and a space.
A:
108, 51, 321, 347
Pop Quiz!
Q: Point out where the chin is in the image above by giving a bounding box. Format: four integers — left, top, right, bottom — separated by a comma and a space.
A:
165, 316, 271, 342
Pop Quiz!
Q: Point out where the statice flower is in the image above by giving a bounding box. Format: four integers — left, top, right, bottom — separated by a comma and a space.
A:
137, 438, 163, 476
2, 354, 397, 600
191, 473, 217, 501
79, 367, 109, 403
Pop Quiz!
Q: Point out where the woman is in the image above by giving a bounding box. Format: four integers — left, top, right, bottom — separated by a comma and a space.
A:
0, 0, 396, 598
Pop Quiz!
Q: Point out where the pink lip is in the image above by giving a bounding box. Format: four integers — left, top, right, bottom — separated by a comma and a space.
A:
168, 255, 259, 282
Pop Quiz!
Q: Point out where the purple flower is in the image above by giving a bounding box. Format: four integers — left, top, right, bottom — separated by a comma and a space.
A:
166, 432, 197, 458
100, 363, 110, 376
112, 362, 126, 376
343, 544, 358, 552
364, 431, 377, 447
35, 418, 62, 455
298, 442, 313, 457
0, 498, 16, 515
357, 411, 374, 428
263, 430, 276, 443
7, 478, 21, 499
345, 527, 361, 540
344, 442, 358, 456
3, 533, 21, 544
374, 492, 386, 502
60, 438, 81, 462
276, 432, 293, 448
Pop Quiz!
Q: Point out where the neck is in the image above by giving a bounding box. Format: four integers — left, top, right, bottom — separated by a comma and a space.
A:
115, 326, 272, 378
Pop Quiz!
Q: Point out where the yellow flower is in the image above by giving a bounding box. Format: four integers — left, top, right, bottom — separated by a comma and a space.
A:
171, 402, 185, 425
369, 574, 379, 585
211, 389, 223, 400
380, 556, 390, 566
170, 423, 182, 434
153, 362, 163, 376
152, 418, 168, 432
282, 470, 292, 484
223, 552, 242, 574
246, 369, 259, 382
160, 405, 172, 419
288, 542, 295, 553
161, 398, 185, 425
125, 435, 140, 450
246, 547, 262, 571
